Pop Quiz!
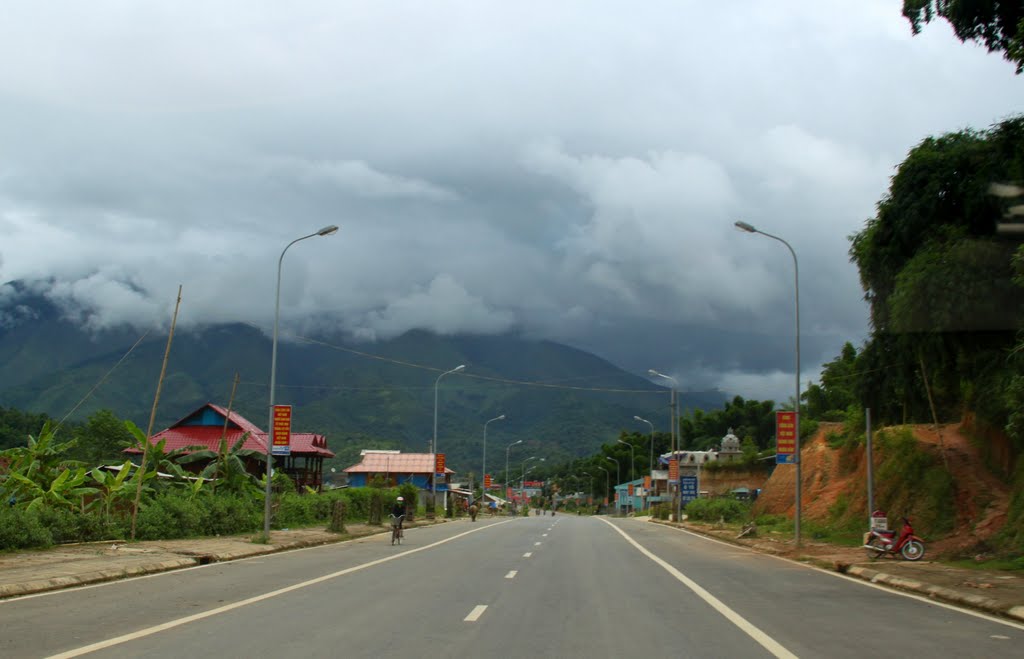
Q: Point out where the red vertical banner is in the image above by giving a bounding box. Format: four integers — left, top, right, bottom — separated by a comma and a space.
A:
506, 486, 513, 499
484, 474, 492, 489
271, 405, 292, 456
643, 476, 651, 490
435, 453, 446, 474
628, 484, 634, 496
668, 458, 679, 482
775, 411, 796, 464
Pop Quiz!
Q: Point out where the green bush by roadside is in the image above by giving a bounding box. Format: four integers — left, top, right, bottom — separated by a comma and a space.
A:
684, 497, 749, 523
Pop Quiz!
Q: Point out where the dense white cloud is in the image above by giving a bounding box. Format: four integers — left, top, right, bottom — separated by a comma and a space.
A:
0, 1, 1021, 403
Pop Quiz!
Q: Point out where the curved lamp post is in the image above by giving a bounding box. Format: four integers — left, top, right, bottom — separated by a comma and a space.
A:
634, 415, 655, 509
264, 224, 339, 538
630, 415, 655, 476
734, 220, 802, 546
505, 439, 522, 503
520, 456, 543, 507
481, 414, 506, 504
597, 466, 610, 509
431, 364, 465, 510
606, 456, 620, 514
649, 369, 680, 520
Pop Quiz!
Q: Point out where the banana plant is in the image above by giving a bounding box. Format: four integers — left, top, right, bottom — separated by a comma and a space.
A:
0, 422, 88, 508
90, 461, 136, 519
8, 466, 99, 512
179, 431, 265, 496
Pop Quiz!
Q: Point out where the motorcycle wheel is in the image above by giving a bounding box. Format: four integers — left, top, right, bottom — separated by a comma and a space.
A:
901, 539, 925, 561
866, 536, 887, 559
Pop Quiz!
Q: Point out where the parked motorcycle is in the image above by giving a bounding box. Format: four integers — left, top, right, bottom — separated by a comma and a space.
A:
863, 516, 925, 561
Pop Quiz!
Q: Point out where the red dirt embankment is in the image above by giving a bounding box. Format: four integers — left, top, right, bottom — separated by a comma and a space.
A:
753, 421, 1013, 556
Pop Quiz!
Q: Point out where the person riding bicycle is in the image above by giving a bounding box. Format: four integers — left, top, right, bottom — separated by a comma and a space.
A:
391, 496, 406, 529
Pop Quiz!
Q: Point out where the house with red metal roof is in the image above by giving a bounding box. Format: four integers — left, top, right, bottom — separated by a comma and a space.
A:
343, 450, 454, 491
126, 403, 334, 492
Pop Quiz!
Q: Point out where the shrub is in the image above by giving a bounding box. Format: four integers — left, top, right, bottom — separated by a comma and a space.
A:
277, 492, 321, 527
134, 492, 204, 540
684, 498, 749, 523
0, 507, 52, 550
35, 507, 123, 544
199, 494, 261, 535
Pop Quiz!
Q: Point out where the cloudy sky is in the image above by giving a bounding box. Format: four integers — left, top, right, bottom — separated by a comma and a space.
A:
1, 2, 1021, 403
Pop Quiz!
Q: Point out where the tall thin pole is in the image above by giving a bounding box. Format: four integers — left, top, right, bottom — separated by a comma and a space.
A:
130, 285, 182, 540
866, 407, 874, 526
734, 221, 801, 546
431, 364, 465, 511
265, 226, 338, 539
482, 414, 505, 505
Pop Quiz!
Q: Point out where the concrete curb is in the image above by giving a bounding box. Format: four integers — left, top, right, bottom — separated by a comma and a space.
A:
846, 565, 1024, 623
0, 557, 198, 599
0, 518, 452, 600
647, 518, 1024, 624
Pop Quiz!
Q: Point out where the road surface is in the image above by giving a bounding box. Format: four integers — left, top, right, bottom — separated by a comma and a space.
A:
1, 515, 1021, 658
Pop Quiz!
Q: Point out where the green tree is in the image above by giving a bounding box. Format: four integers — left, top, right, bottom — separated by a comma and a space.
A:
67, 409, 135, 467
849, 116, 1024, 427
803, 343, 859, 421
903, 1, 1024, 72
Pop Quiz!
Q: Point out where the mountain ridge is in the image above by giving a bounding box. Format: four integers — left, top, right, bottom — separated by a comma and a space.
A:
0, 283, 727, 472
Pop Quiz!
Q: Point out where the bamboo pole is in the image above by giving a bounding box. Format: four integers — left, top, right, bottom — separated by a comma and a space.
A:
130, 286, 183, 540
214, 373, 241, 494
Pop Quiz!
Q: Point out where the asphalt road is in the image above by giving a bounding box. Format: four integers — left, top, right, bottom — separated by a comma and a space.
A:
1, 515, 1021, 658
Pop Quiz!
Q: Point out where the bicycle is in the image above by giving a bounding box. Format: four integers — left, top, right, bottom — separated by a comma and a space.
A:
390, 514, 404, 545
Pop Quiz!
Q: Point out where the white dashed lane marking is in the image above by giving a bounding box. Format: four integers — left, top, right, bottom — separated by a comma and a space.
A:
505, 570, 517, 579
464, 605, 488, 622
523, 552, 532, 558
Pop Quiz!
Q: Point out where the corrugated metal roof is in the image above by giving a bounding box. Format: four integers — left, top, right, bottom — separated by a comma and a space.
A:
343, 452, 454, 474
125, 404, 334, 458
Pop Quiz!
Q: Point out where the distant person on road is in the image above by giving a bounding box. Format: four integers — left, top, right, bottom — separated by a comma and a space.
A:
391, 496, 406, 529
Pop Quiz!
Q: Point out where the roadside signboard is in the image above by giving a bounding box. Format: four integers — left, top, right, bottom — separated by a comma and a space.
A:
680, 476, 698, 504
484, 474, 492, 489
775, 411, 796, 464
628, 484, 634, 496
435, 453, 446, 474
870, 510, 888, 531
668, 458, 679, 481
271, 405, 291, 456
644, 476, 651, 490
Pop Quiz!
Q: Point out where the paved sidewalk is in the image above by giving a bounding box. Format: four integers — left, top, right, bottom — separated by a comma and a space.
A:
0, 519, 442, 600
651, 518, 1024, 623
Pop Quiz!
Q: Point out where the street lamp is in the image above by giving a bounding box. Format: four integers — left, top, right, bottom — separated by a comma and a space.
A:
649, 369, 680, 520
505, 439, 522, 503
597, 466, 610, 510
734, 219, 802, 546
264, 224, 339, 538
634, 415, 655, 504
431, 364, 465, 510
617, 439, 636, 482
605, 456, 620, 515
521, 456, 543, 507
481, 414, 506, 505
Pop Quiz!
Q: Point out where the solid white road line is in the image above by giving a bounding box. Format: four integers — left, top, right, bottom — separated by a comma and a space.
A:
599, 518, 797, 659
464, 605, 488, 622
644, 519, 1024, 631
505, 570, 518, 579
45, 519, 517, 659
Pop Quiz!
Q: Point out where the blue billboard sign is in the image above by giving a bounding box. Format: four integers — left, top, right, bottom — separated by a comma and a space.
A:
680, 476, 698, 504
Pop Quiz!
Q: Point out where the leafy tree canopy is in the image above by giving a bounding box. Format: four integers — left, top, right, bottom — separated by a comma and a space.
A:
903, 0, 1024, 72
849, 115, 1024, 427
